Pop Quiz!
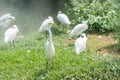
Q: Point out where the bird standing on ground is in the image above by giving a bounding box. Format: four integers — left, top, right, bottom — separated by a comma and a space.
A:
75, 33, 87, 54
69, 21, 88, 38
57, 11, 71, 32
4, 25, 19, 47
39, 16, 54, 37
45, 23, 55, 69
0, 13, 15, 28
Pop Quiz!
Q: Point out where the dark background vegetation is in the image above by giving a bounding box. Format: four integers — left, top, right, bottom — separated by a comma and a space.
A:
0, 0, 68, 36
0, 0, 120, 42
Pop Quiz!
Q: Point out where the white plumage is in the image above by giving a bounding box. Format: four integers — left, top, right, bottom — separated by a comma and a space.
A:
69, 21, 88, 38
75, 33, 87, 54
45, 25, 55, 65
57, 11, 71, 31
57, 11, 71, 25
39, 16, 54, 33
4, 25, 19, 43
0, 13, 15, 28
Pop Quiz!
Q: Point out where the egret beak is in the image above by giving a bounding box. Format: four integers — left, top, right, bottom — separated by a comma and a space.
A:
8, 16, 15, 20
51, 22, 56, 26
51, 21, 55, 24
52, 22, 57, 26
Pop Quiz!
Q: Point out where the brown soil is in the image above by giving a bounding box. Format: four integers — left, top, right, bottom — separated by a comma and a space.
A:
65, 34, 120, 56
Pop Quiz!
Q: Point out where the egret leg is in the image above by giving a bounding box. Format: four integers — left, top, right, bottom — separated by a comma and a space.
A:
13, 40, 15, 48
9, 41, 14, 48
62, 25, 65, 32
51, 60, 54, 69
9, 42, 12, 47
46, 61, 48, 71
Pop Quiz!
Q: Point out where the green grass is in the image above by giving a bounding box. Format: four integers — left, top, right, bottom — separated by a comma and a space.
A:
0, 32, 120, 80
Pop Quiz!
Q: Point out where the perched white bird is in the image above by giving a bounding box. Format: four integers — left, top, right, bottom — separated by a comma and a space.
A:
75, 33, 87, 54
39, 16, 54, 38
39, 16, 54, 33
4, 25, 19, 46
45, 25, 55, 68
0, 13, 15, 28
57, 11, 71, 31
69, 21, 88, 38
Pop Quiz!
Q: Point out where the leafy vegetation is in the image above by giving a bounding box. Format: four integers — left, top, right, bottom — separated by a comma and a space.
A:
114, 12, 120, 45
112, 0, 120, 46
0, 0, 120, 79
0, 32, 119, 80
65, 0, 120, 51
65, 0, 119, 33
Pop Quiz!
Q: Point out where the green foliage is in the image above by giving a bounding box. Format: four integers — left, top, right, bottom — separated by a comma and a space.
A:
0, 33, 120, 79
112, 0, 120, 46
65, 0, 119, 33
113, 12, 120, 45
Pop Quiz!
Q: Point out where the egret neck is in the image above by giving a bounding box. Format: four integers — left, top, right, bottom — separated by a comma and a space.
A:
48, 26, 53, 43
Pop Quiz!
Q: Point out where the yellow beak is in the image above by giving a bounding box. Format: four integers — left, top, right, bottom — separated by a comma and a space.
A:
51, 21, 56, 26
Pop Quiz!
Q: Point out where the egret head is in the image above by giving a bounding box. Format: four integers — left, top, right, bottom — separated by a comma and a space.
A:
58, 11, 62, 14
81, 33, 88, 40
48, 16, 54, 25
5, 13, 11, 16
83, 21, 88, 24
12, 25, 17, 29
81, 33, 86, 38
12, 25, 19, 32
48, 16, 52, 19
4, 13, 15, 20
9, 16, 15, 20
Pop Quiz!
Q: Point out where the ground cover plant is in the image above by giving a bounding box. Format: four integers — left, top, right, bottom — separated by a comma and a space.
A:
0, 0, 120, 80
0, 32, 119, 80
65, 0, 119, 33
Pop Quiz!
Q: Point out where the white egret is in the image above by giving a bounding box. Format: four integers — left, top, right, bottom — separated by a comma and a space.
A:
75, 33, 87, 54
69, 21, 88, 38
57, 11, 71, 32
0, 13, 15, 28
39, 16, 54, 37
4, 25, 19, 47
45, 25, 55, 69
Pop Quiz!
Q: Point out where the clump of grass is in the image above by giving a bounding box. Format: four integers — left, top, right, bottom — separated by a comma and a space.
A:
0, 32, 119, 80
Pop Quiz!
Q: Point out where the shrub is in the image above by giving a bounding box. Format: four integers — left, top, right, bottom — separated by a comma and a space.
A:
65, 0, 119, 33
111, 1, 120, 46
114, 12, 120, 45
